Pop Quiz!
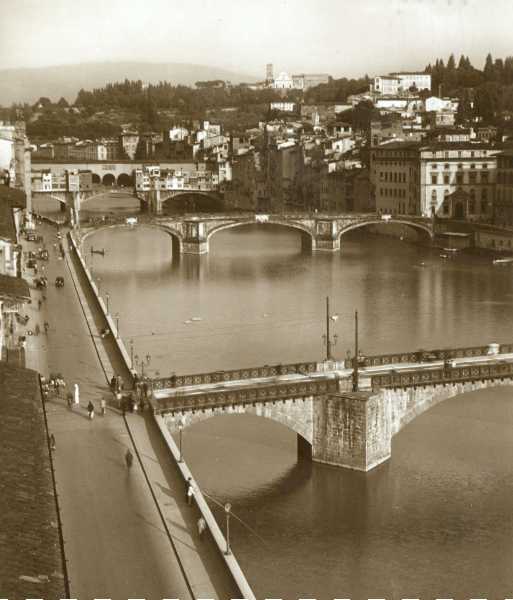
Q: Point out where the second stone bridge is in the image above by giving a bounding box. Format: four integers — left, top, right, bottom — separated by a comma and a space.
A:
81, 212, 434, 254
150, 344, 513, 472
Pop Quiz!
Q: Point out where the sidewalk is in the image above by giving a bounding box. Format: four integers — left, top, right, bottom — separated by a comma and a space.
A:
22, 222, 238, 600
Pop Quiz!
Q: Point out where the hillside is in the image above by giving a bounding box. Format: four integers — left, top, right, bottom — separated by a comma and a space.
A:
0, 61, 258, 105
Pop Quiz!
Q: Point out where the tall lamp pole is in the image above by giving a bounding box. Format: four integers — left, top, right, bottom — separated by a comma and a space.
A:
352, 310, 359, 392
323, 296, 338, 361
224, 502, 232, 555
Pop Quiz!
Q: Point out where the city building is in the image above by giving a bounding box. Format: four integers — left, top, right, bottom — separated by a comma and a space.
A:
495, 149, 513, 227
272, 72, 294, 89
373, 72, 431, 95
292, 73, 330, 90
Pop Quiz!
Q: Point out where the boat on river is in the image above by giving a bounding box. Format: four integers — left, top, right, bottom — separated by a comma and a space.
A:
493, 257, 513, 265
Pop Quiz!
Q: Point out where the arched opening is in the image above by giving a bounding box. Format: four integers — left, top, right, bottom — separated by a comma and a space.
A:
91, 173, 101, 184
207, 221, 314, 254
117, 173, 133, 187
102, 173, 116, 186
339, 220, 433, 245
162, 192, 225, 214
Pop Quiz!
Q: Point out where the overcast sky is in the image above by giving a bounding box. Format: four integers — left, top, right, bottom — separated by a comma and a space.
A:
2, 0, 513, 78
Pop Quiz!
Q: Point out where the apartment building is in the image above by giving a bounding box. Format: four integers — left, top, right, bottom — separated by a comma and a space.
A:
495, 149, 513, 227
370, 142, 421, 215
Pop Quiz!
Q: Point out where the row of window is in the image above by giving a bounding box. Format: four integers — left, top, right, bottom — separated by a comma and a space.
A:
379, 171, 408, 182
430, 162, 489, 170
380, 187, 409, 198
431, 172, 489, 184
441, 198, 489, 214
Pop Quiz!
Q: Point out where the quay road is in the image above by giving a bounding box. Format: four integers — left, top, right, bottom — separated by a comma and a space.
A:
20, 222, 238, 600
153, 352, 513, 402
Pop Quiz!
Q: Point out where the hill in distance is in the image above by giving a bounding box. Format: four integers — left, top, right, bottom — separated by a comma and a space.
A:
0, 61, 258, 106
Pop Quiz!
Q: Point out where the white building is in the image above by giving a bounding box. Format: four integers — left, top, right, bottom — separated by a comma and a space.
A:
272, 72, 294, 89
374, 73, 431, 95
270, 101, 296, 112
425, 96, 459, 113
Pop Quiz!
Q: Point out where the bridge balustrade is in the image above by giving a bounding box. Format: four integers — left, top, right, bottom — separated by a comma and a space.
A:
152, 378, 339, 414
346, 342, 513, 369
371, 361, 513, 390
152, 361, 318, 390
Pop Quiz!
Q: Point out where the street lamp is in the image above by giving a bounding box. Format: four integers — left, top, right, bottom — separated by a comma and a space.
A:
130, 339, 134, 368
105, 292, 110, 313
115, 312, 120, 339
224, 502, 232, 555
177, 415, 186, 462
322, 296, 339, 361
352, 310, 359, 392
134, 352, 151, 377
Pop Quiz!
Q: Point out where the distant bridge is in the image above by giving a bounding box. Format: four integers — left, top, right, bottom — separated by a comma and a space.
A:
79, 212, 434, 254
149, 342, 513, 471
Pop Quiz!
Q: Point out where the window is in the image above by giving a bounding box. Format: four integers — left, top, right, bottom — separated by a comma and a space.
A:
431, 189, 437, 204
444, 163, 450, 170
444, 174, 450, 184
470, 163, 476, 169
469, 172, 477, 184
482, 171, 489, 184
456, 172, 464, 185
469, 198, 475, 213
431, 163, 438, 169
431, 174, 438, 185
443, 201, 449, 214
482, 188, 488, 201
470, 151, 475, 158
481, 199, 488, 212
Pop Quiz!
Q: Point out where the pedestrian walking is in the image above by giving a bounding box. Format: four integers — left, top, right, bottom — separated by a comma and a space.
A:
87, 401, 95, 420
125, 448, 133, 468
38, 298, 42, 310
197, 516, 206, 539
110, 375, 117, 392
66, 390, 73, 409
44, 321, 49, 334
73, 383, 80, 406
49, 433, 56, 451
186, 477, 194, 506
35, 323, 40, 336
100, 397, 106, 416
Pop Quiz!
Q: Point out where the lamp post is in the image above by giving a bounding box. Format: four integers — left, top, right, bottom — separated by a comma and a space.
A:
224, 502, 232, 555
105, 292, 110, 314
352, 310, 359, 392
115, 312, 120, 339
322, 296, 338, 361
177, 416, 185, 462
130, 339, 134, 369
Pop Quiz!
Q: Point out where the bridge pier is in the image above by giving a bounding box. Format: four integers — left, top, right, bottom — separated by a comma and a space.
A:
312, 220, 341, 252
183, 221, 208, 255
312, 390, 391, 471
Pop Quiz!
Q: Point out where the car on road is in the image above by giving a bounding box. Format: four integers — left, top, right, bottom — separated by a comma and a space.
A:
55, 276, 64, 288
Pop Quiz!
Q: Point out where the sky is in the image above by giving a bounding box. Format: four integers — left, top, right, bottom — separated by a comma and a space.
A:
2, 0, 513, 78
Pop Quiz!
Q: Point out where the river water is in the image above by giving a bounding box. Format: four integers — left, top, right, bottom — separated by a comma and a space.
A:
38, 195, 513, 598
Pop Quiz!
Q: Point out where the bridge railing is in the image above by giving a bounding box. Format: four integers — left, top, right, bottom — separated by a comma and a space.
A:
371, 361, 513, 390
152, 361, 319, 391
345, 342, 513, 369
152, 378, 339, 414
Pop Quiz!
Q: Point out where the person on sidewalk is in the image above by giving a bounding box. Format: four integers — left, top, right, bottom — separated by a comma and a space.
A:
186, 478, 194, 505
100, 397, 106, 416
49, 433, 56, 451
87, 401, 95, 420
73, 383, 80, 406
125, 448, 133, 468
197, 516, 206, 539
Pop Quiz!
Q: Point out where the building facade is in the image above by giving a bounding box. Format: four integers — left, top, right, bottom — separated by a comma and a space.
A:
495, 150, 513, 227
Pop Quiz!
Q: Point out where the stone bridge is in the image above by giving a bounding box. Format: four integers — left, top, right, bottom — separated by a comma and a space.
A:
149, 343, 513, 472
79, 212, 434, 254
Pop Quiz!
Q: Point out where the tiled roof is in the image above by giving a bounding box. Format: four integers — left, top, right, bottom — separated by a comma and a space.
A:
0, 184, 26, 208
0, 186, 19, 242
0, 274, 31, 303
0, 362, 67, 598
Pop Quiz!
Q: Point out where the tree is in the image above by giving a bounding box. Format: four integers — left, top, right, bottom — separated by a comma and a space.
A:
57, 97, 69, 108
484, 53, 494, 81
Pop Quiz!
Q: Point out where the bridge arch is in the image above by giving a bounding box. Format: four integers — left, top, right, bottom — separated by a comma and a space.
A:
206, 219, 315, 248
162, 397, 314, 444
339, 218, 433, 242
162, 191, 224, 213
102, 173, 116, 186
91, 173, 101, 184
117, 172, 133, 187
387, 377, 513, 437
80, 222, 183, 255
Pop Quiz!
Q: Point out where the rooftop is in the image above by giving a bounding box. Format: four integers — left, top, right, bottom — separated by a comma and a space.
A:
0, 362, 67, 598
0, 273, 31, 303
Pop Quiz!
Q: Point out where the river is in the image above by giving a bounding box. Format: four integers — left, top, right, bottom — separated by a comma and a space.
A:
37, 195, 513, 598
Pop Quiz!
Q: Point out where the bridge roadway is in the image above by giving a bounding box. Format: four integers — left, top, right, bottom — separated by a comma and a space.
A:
152, 350, 513, 413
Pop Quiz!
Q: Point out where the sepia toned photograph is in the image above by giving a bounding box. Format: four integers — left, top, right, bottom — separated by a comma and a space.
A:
2, 1, 513, 599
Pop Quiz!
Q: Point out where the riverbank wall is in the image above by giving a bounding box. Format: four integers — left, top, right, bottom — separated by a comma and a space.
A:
68, 227, 256, 600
